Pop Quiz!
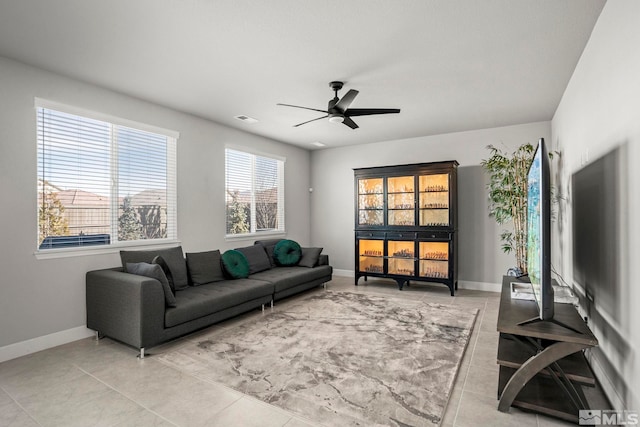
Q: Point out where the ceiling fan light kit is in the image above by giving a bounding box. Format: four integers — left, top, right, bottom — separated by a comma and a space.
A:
328, 114, 344, 124
277, 81, 400, 129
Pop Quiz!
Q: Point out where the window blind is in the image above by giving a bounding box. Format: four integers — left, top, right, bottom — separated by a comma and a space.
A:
36, 102, 177, 250
225, 148, 285, 236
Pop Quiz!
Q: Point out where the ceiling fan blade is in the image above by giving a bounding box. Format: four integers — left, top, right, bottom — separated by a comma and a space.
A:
293, 115, 329, 127
277, 103, 328, 114
342, 116, 359, 129
345, 108, 401, 117
334, 89, 359, 111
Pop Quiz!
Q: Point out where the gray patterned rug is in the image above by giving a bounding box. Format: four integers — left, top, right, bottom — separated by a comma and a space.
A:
158, 291, 477, 426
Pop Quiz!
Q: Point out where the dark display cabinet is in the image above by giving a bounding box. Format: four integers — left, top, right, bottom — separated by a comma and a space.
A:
354, 161, 458, 295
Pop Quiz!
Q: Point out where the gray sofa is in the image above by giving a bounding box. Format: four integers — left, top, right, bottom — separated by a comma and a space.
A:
86, 240, 331, 357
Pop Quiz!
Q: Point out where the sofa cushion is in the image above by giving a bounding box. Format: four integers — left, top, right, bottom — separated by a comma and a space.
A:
221, 250, 250, 279
274, 239, 302, 266
165, 279, 273, 328
254, 239, 283, 268
236, 245, 271, 274
250, 265, 332, 293
298, 247, 323, 267
121, 246, 189, 291
152, 255, 175, 293
126, 262, 177, 307
186, 250, 225, 285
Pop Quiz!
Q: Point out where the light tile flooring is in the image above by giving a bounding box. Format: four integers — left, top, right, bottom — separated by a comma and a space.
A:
0, 276, 576, 427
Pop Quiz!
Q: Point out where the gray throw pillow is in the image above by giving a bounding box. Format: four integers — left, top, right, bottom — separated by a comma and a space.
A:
186, 250, 225, 285
126, 262, 177, 307
120, 246, 189, 290
254, 239, 282, 268
298, 247, 323, 267
152, 255, 175, 293
236, 245, 272, 274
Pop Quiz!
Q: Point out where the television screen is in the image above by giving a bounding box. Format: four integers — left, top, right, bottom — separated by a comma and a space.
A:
526, 138, 553, 320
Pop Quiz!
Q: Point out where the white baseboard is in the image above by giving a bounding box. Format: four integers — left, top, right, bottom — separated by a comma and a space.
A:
0, 326, 94, 363
457, 280, 502, 293
332, 270, 501, 293
332, 269, 354, 277
586, 350, 626, 411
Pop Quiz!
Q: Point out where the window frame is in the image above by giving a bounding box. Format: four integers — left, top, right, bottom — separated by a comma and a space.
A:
224, 145, 286, 240
34, 98, 179, 259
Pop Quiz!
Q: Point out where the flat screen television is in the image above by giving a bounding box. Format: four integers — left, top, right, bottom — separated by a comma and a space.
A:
526, 138, 554, 321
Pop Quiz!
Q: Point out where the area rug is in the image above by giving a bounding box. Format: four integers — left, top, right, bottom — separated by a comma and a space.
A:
158, 291, 478, 426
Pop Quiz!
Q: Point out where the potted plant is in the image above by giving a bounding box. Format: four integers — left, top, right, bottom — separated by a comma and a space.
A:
481, 143, 537, 275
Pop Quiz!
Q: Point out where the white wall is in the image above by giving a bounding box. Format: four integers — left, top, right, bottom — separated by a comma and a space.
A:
310, 121, 550, 286
0, 56, 312, 352
551, 0, 640, 411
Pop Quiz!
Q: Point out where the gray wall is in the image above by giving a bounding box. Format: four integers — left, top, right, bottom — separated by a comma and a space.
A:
0, 56, 312, 349
551, 0, 640, 411
310, 121, 551, 286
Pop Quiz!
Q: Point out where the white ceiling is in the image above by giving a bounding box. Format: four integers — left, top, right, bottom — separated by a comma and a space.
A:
0, 0, 606, 150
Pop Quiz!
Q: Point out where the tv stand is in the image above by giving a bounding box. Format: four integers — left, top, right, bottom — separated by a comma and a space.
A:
497, 276, 608, 422
516, 316, 584, 335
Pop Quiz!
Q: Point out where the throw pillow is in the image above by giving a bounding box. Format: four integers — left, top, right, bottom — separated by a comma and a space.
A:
221, 250, 250, 279
298, 247, 323, 268
152, 255, 175, 293
236, 245, 271, 274
120, 246, 189, 291
274, 239, 302, 266
126, 262, 177, 307
186, 250, 225, 285
254, 239, 282, 268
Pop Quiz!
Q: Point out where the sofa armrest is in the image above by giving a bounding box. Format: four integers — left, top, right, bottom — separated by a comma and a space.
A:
318, 254, 329, 266
86, 268, 165, 350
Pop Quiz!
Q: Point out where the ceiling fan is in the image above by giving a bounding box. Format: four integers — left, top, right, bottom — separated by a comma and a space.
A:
277, 81, 400, 129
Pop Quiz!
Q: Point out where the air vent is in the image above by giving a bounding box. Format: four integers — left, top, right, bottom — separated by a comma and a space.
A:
234, 115, 258, 124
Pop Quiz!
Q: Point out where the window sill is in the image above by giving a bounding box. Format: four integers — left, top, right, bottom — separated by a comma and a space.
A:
224, 231, 286, 243
34, 239, 182, 260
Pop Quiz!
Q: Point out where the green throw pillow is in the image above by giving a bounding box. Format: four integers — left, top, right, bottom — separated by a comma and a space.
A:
221, 250, 250, 279
274, 239, 302, 266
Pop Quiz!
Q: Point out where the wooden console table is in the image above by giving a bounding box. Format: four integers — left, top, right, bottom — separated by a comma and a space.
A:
496, 276, 606, 422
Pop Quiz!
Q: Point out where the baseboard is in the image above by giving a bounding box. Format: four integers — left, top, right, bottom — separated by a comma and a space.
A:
332, 269, 354, 277
0, 326, 94, 363
586, 350, 626, 411
332, 271, 501, 293
457, 280, 502, 293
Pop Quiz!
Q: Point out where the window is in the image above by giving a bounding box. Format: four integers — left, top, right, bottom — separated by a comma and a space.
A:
225, 148, 285, 237
36, 100, 178, 251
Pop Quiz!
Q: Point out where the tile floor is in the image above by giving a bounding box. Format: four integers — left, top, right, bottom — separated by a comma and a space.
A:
0, 276, 576, 426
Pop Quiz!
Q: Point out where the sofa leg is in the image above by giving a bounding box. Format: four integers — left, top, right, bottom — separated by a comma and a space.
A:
271, 300, 274, 309
138, 348, 145, 359
95, 331, 101, 341
261, 303, 265, 312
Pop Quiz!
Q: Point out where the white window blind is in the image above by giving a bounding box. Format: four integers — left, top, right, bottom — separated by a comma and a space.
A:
225, 148, 285, 236
36, 101, 177, 251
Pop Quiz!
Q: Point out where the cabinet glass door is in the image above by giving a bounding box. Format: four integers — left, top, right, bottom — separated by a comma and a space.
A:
419, 174, 449, 227
387, 240, 415, 276
387, 176, 415, 226
359, 239, 384, 274
419, 241, 449, 279
357, 178, 384, 226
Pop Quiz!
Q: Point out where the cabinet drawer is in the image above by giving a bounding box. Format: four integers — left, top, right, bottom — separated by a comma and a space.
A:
356, 231, 385, 239
417, 231, 451, 240
386, 232, 417, 240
